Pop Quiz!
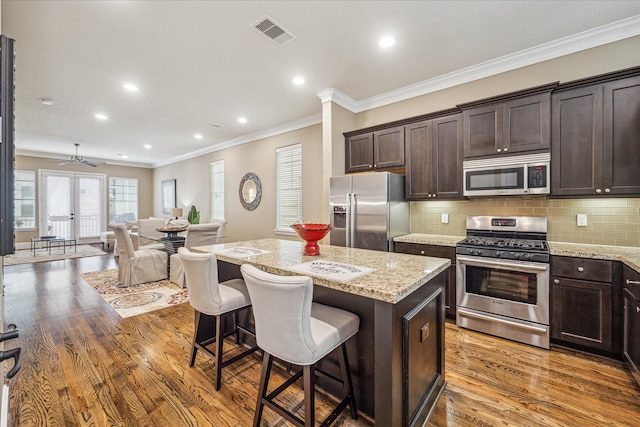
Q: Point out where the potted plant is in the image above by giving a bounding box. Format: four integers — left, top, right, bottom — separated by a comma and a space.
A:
187, 205, 200, 224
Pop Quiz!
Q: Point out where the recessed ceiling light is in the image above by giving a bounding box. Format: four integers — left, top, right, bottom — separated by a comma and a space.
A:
238, 117, 247, 124
143, 144, 152, 149
40, 98, 54, 106
94, 113, 108, 120
118, 154, 128, 159
292, 76, 305, 85
379, 36, 395, 48
123, 83, 139, 92
194, 133, 203, 140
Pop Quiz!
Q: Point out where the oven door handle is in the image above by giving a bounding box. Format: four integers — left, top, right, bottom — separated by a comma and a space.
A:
457, 307, 549, 334
456, 256, 548, 273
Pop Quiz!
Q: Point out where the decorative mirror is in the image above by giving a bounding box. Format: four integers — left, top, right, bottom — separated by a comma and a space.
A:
239, 172, 262, 211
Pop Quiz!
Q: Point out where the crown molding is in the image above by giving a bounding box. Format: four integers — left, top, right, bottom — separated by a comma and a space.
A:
152, 113, 322, 167
319, 15, 640, 113
14, 149, 153, 168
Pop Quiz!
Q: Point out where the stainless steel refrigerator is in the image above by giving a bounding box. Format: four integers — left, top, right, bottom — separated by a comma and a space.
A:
329, 172, 409, 252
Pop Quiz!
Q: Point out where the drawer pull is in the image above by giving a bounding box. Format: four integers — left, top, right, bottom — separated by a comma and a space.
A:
577, 266, 584, 272
554, 279, 560, 284
637, 307, 640, 313
627, 279, 640, 285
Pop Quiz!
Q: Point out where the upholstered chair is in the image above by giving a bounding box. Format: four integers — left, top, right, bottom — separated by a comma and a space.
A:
109, 223, 168, 287
209, 218, 227, 243
170, 222, 225, 287
178, 247, 259, 390
131, 217, 167, 250
240, 264, 360, 426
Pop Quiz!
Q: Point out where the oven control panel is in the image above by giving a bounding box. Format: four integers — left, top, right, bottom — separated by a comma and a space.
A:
491, 218, 516, 227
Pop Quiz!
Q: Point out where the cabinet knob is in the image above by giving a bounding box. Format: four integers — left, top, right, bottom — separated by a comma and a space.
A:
595, 189, 602, 194
554, 279, 560, 284
420, 250, 425, 255
503, 148, 508, 152
637, 306, 640, 313
577, 266, 584, 272
604, 188, 611, 193
497, 148, 502, 153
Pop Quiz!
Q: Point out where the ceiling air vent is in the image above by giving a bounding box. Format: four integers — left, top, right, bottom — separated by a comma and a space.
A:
252, 16, 296, 47
209, 123, 224, 129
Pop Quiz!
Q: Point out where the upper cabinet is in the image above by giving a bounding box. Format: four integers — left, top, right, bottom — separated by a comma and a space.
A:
345, 126, 404, 173
405, 114, 463, 200
460, 84, 556, 159
551, 69, 640, 197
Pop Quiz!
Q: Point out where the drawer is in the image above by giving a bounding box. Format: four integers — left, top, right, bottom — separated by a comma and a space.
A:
396, 242, 455, 262
552, 256, 612, 283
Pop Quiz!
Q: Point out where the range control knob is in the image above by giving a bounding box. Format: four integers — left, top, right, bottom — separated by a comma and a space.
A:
513, 252, 522, 259
476, 249, 484, 256
495, 251, 503, 257
522, 253, 532, 261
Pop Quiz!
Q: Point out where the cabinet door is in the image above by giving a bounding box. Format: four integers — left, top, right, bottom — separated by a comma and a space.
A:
624, 288, 640, 386
432, 114, 463, 199
345, 133, 374, 173
551, 85, 604, 196
602, 76, 640, 195
502, 93, 550, 155
552, 277, 612, 351
405, 121, 433, 199
463, 104, 503, 158
373, 127, 405, 169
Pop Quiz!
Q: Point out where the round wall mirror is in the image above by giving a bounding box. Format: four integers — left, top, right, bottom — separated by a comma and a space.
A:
239, 172, 262, 211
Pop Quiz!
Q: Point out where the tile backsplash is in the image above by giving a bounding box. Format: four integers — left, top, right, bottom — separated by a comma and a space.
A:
410, 197, 640, 247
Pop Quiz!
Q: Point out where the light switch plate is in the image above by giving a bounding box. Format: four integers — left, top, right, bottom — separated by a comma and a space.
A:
441, 213, 449, 224
577, 214, 588, 227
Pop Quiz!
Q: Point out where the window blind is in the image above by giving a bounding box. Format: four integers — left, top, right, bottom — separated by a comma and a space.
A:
276, 144, 302, 230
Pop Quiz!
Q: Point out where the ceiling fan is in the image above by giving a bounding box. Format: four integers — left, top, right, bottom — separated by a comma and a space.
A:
56, 143, 106, 167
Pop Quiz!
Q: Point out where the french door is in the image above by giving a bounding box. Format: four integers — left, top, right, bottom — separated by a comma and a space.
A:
39, 171, 105, 242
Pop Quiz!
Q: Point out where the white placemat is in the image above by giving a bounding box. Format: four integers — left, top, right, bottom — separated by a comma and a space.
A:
289, 260, 375, 282
214, 247, 271, 258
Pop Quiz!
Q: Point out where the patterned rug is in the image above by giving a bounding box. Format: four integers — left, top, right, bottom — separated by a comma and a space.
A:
81, 269, 189, 318
3, 244, 107, 266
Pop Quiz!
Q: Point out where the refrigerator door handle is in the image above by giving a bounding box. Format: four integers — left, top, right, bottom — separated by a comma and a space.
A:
345, 194, 351, 247
350, 193, 357, 247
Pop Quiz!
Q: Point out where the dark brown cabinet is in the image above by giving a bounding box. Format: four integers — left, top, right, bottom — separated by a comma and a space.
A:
405, 114, 463, 200
623, 265, 640, 387
462, 89, 552, 159
395, 242, 457, 318
551, 72, 640, 197
551, 256, 617, 352
345, 126, 404, 173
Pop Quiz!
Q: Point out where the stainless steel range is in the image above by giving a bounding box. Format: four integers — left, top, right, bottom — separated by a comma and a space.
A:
456, 216, 550, 349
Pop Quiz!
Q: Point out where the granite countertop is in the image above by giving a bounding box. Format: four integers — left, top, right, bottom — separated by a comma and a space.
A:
394, 233, 464, 247
392, 233, 640, 273
190, 238, 450, 304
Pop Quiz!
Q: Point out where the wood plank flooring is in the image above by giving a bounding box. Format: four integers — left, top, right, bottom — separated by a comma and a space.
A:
2, 254, 639, 426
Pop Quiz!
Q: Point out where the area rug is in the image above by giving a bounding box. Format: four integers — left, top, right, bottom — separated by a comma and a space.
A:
81, 269, 188, 318
3, 244, 107, 266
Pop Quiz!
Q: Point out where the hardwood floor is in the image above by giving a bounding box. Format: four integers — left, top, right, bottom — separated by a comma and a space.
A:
2, 255, 639, 426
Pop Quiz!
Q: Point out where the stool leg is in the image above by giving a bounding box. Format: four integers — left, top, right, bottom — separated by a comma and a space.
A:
234, 311, 240, 344
254, 353, 273, 427
214, 314, 224, 390
340, 343, 358, 419
303, 364, 315, 427
189, 311, 201, 367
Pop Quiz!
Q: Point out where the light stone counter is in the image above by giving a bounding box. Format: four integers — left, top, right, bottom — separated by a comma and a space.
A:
394, 233, 464, 247
548, 241, 640, 272
191, 238, 451, 304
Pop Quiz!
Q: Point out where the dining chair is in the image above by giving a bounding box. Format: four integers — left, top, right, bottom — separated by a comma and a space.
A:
170, 222, 226, 287
240, 264, 359, 427
109, 223, 168, 287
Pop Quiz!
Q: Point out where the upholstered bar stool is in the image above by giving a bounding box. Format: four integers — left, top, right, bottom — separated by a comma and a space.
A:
240, 264, 359, 427
178, 247, 259, 390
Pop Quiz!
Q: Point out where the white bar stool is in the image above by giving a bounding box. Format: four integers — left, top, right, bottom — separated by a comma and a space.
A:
179, 248, 259, 390
240, 264, 359, 427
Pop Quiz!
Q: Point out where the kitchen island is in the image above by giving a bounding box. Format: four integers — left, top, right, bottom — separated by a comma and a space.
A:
191, 238, 450, 427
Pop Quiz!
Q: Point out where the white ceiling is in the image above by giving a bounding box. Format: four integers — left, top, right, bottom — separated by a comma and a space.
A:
2, 1, 639, 168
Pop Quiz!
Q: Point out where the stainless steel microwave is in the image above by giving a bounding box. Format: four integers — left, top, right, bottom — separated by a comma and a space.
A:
463, 153, 550, 197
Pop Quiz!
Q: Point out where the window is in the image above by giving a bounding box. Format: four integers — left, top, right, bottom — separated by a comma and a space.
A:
14, 170, 36, 230
276, 144, 302, 233
108, 177, 138, 223
210, 160, 225, 219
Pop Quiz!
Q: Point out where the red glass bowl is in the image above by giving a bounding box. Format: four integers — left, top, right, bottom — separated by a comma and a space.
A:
290, 223, 333, 256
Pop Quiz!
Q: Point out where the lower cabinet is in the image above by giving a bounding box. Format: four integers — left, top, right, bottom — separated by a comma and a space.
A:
551, 256, 621, 353
395, 242, 456, 318
623, 265, 640, 387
